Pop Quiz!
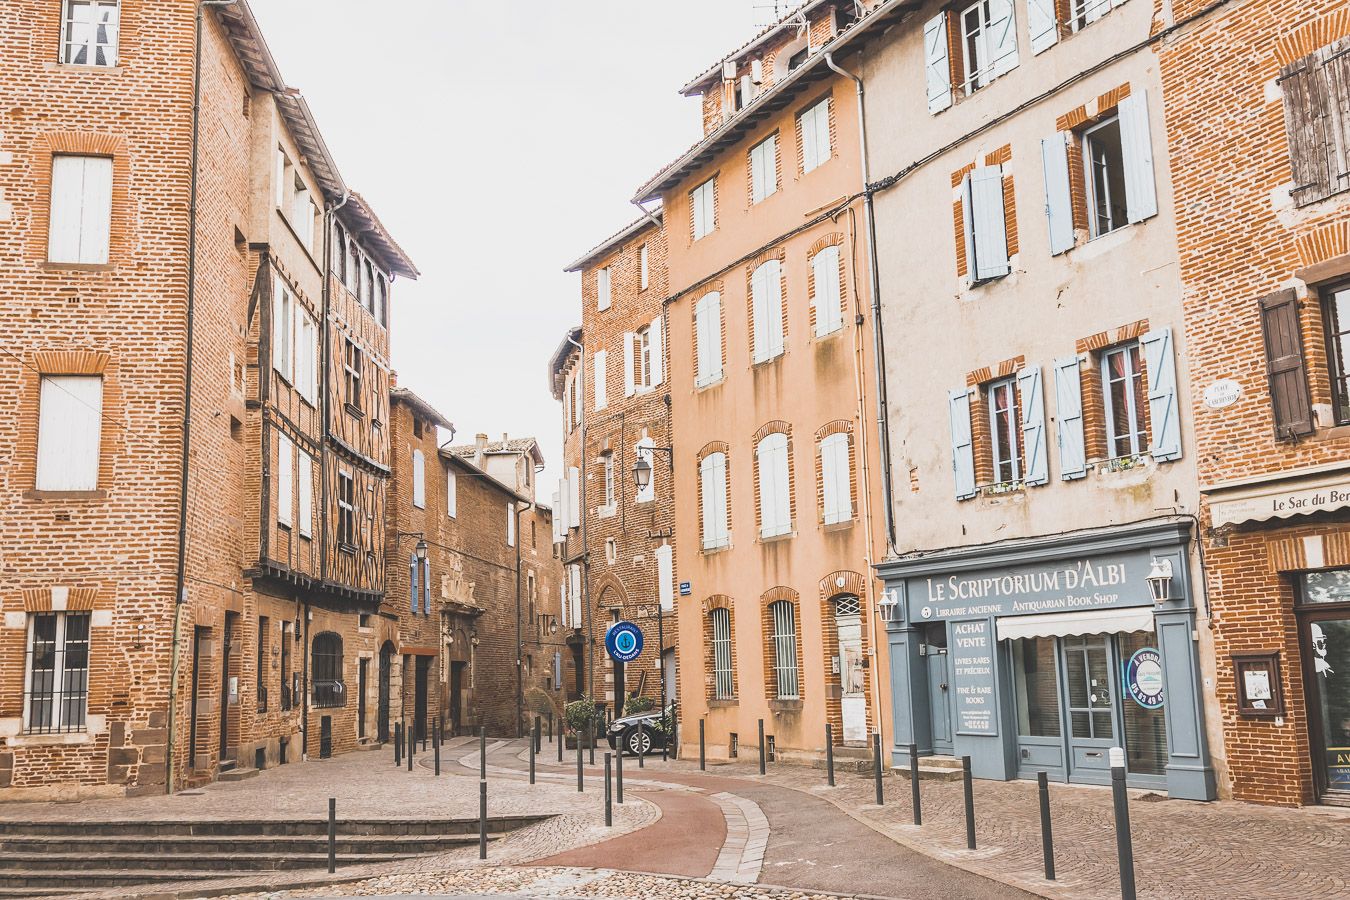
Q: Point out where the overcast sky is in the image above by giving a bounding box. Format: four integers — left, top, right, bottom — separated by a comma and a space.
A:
250, 1, 765, 498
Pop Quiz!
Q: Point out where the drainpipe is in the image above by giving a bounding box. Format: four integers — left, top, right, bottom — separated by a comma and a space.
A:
565, 332, 593, 702
320, 189, 350, 605
167, 0, 240, 797
514, 497, 536, 737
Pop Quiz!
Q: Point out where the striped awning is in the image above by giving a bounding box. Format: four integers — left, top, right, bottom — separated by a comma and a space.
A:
996, 607, 1155, 641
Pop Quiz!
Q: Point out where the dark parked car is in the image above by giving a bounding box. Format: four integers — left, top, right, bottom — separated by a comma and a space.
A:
606, 703, 676, 756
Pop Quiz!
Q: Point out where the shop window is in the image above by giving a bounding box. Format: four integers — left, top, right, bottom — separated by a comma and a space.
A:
1011, 637, 1060, 737
1064, 635, 1112, 740
1119, 631, 1167, 776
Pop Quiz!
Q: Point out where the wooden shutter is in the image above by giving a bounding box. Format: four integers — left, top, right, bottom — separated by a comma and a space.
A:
656, 544, 674, 612
594, 349, 607, 411
813, 246, 843, 335
1054, 356, 1087, 480
507, 502, 516, 547
1028, 0, 1058, 54
696, 292, 722, 386
448, 472, 458, 518
949, 388, 977, 500
277, 434, 293, 526
567, 466, 581, 527
1018, 365, 1049, 486
36, 375, 102, 491
551, 486, 563, 542
969, 167, 1011, 280
81, 157, 112, 264
298, 452, 313, 537
758, 433, 790, 538
1119, 92, 1159, 223
1259, 289, 1315, 439
821, 433, 852, 523
987, 0, 1020, 78
409, 556, 420, 615
753, 261, 783, 362
1280, 52, 1336, 206
272, 277, 290, 378
924, 12, 953, 114
49, 156, 111, 265
650, 315, 665, 387
701, 452, 729, 549
1042, 135, 1076, 255
412, 449, 425, 508
422, 557, 431, 614
623, 332, 636, 396
1141, 327, 1183, 461
568, 564, 583, 626
597, 267, 611, 311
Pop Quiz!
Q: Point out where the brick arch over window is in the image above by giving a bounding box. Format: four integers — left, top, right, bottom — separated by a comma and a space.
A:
1275, 10, 1350, 67
32, 132, 131, 265
591, 572, 629, 613
806, 233, 848, 336
818, 571, 875, 739
752, 421, 795, 539
814, 420, 857, 525
17, 349, 122, 495
760, 587, 805, 701
702, 594, 738, 702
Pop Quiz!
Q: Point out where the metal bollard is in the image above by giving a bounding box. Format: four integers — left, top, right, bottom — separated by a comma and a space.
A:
1038, 771, 1055, 881
394, 722, 402, 766
588, 722, 596, 766
479, 726, 487, 781
478, 780, 488, 860
434, 729, 440, 777
422, 721, 427, 752
826, 723, 835, 787
616, 746, 624, 804
639, 727, 646, 769
548, 711, 554, 743
558, 722, 564, 762
1110, 748, 1136, 900
327, 797, 336, 873
406, 723, 413, 772
758, 719, 766, 776
534, 716, 542, 754
576, 733, 584, 792
962, 755, 976, 850
604, 752, 613, 827
873, 733, 884, 806
909, 743, 922, 826
699, 719, 706, 771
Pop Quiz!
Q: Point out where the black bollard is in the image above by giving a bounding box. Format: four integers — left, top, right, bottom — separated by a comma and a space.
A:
962, 755, 976, 850
758, 719, 766, 776
699, 719, 706, 771
558, 722, 564, 762
588, 722, 596, 766
478, 779, 488, 860
639, 727, 646, 769
826, 723, 835, 787
548, 711, 554, 743
1111, 750, 1136, 900
479, 726, 487, 781
1038, 771, 1055, 881
327, 797, 336, 873
406, 723, 413, 772
434, 729, 440, 777
394, 722, 402, 766
909, 743, 922, 826
576, 732, 584, 792
604, 752, 613, 827
616, 746, 624, 804
534, 716, 542, 754
873, 733, 884, 806
422, 720, 427, 752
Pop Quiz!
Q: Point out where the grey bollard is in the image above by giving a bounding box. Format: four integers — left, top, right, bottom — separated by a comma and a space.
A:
1110, 748, 1136, 900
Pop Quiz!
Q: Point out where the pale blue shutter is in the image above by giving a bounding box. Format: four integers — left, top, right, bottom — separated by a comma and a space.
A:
949, 388, 977, 500
409, 555, 419, 615
1018, 365, 1049, 486
1028, 0, 1058, 54
970, 168, 1010, 281
987, 0, 1019, 77
1041, 135, 1075, 255
1054, 356, 1087, 480
925, 12, 953, 114
1142, 327, 1182, 462
1119, 92, 1158, 224
422, 557, 432, 614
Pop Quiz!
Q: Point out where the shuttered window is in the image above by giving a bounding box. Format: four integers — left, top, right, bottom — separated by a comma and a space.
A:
924, 11, 953, 114
771, 601, 800, 700
1102, 344, 1146, 457
597, 266, 612, 311
412, 449, 425, 509
36, 375, 102, 492
711, 608, 734, 700
298, 451, 313, 538
277, 434, 294, 527
800, 99, 832, 174
297, 310, 318, 405
409, 555, 420, 615
1041, 134, 1076, 255
750, 134, 778, 203
958, 0, 1019, 95
1018, 365, 1049, 486
820, 432, 853, 524
273, 278, 294, 381
1141, 327, 1182, 462
1054, 356, 1087, 480
700, 451, 729, 550
1028, 0, 1059, 54
692, 178, 716, 240
447, 472, 457, 518
594, 349, 608, 410
812, 246, 844, 336
507, 502, 516, 547
949, 388, 977, 500
656, 544, 674, 612
640, 244, 649, 290
752, 259, 785, 363
1260, 289, 1315, 439
48, 155, 112, 264
757, 432, 792, 539
61, 1, 119, 67
695, 292, 723, 387
1281, 37, 1350, 207
963, 167, 1010, 282
987, 378, 1021, 484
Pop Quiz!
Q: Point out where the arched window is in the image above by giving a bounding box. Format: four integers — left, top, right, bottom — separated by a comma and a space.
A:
312, 632, 345, 708
756, 431, 791, 538
770, 600, 799, 699
710, 608, 734, 700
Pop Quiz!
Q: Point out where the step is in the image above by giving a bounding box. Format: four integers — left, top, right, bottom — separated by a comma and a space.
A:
217, 766, 260, 782
2, 870, 218, 890
0, 850, 421, 873
917, 755, 964, 770
0, 832, 484, 856
890, 763, 964, 782
811, 757, 874, 773
0, 815, 549, 838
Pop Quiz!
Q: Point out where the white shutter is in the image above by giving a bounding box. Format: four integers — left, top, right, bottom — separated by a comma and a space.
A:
802, 100, 831, 173
551, 487, 563, 542
1018, 365, 1049, 486
594, 349, 608, 411
758, 433, 791, 538
568, 564, 583, 627
448, 472, 458, 518
1142, 327, 1182, 462
752, 263, 770, 362
649, 315, 664, 387
821, 433, 852, 524
623, 332, 636, 397
752, 259, 784, 362
597, 267, 611, 311
1028, 0, 1059, 54
80, 157, 112, 264
924, 12, 953, 114
567, 466, 581, 527
275, 148, 288, 208
297, 312, 318, 404
987, 0, 1020, 77
656, 544, 674, 612
1118, 92, 1159, 224
272, 278, 291, 378
969, 167, 1011, 281
49, 156, 112, 265
560, 581, 570, 628
36, 375, 102, 491
412, 449, 425, 508
812, 246, 843, 336
640, 244, 649, 290
277, 434, 293, 527
1054, 356, 1087, 480
507, 503, 516, 547
701, 453, 723, 549
949, 388, 977, 500
298, 452, 313, 537
751, 136, 776, 203
696, 292, 723, 386
1041, 135, 1076, 256
814, 99, 831, 165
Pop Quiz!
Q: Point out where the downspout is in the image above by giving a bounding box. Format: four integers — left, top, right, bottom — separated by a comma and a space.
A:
514, 498, 535, 737
565, 332, 593, 702
168, 0, 239, 797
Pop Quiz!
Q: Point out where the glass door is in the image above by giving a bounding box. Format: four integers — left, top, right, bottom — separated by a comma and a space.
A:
1063, 635, 1117, 782
1302, 610, 1350, 800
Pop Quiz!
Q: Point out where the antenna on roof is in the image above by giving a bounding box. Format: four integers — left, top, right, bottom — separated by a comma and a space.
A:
752, 0, 798, 27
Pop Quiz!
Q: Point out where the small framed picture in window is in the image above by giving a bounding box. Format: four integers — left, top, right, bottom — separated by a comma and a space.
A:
1232, 652, 1284, 718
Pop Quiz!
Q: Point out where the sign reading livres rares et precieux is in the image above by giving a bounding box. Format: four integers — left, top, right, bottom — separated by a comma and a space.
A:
951, 618, 997, 736
909, 550, 1157, 621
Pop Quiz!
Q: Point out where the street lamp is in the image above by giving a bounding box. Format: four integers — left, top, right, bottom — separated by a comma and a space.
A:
877, 589, 900, 624
1146, 558, 1174, 605
633, 456, 653, 493
414, 538, 428, 563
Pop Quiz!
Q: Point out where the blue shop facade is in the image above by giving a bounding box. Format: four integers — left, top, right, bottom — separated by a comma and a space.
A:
878, 519, 1217, 800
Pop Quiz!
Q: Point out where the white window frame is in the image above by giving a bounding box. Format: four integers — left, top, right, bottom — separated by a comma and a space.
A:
36, 374, 103, 492
277, 433, 294, 527
298, 451, 313, 538
771, 601, 799, 699
602, 452, 615, 509
1102, 343, 1146, 458
412, 449, 426, 509
48, 155, 113, 265
597, 266, 612, 311
711, 608, 734, 700
958, 0, 1017, 95
447, 471, 457, 518
750, 134, 778, 203
692, 178, 716, 240
23, 612, 91, 734
987, 377, 1021, 484
296, 309, 318, 405
61, 0, 120, 67
800, 99, 832, 174
1083, 113, 1124, 238
811, 246, 844, 336
273, 277, 294, 382
337, 470, 356, 546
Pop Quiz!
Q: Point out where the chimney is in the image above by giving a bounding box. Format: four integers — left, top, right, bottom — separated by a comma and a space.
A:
502, 432, 509, 443
474, 433, 488, 468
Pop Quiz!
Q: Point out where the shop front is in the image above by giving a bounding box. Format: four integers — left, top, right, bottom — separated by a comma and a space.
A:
879, 519, 1217, 800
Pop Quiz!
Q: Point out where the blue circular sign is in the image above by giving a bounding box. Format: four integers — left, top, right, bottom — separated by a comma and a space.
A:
606, 622, 644, 663
1125, 648, 1165, 710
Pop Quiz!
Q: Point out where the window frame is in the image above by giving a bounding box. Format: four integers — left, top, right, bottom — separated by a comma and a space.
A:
61, 0, 120, 68
635, 326, 653, 390
987, 377, 1021, 484
1101, 343, 1147, 458
1323, 280, 1350, 426
343, 339, 363, 413
711, 608, 734, 700
23, 611, 91, 735
1083, 113, 1127, 239
602, 452, 615, 509
692, 178, 717, 240
750, 133, 779, 203
597, 266, 612, 311
770, 601, 800, 700
337, 470, 356, 548
36, 374, 103, 492
311, 632, 345, 708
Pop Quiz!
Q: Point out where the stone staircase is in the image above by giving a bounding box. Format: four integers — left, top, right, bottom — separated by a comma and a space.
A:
0, 814, 550, 897
891, 753, 965, 782
810, 744, 877, 774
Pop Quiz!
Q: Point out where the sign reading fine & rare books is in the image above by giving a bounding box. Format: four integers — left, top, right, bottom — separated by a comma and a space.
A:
951, 618, 997, 736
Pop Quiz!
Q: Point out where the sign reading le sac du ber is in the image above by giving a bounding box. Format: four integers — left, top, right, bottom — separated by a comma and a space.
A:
910, 552, 1154, 621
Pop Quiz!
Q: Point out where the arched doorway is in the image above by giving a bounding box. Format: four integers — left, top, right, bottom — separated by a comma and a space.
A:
378, 641, 394, 743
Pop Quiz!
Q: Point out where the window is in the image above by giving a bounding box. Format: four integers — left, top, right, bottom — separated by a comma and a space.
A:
412, 449, 426, 508
276, 433, 293, 527
409, 554, 421, 615
757, 431, 792, 538
1083, 115, 1128, 238
692, 177, 716, 240
61, 1, 119, 67
447, 471, 457, 518
1069, 0, 1121, 33
987, 378, 1021, 484
639, 244, 649, 291
602, 452, 615, 509
820, 432, 852, 525
960, 167, 1011, 282
257, 617, 270, 712
272, 277, 294, 381
625, 318, 663, 396
507, 502, 516, 547
362, 260, 374, 314
1325, 283, 1350, 426
594, 349, 608, 411
751, 259, 785, 363
1012, 637, 1061, 737
636, 327, 652, 388
770, 601, 799, 699
1262, 289, 1316, 439
48, 155, 112, 264
296, 310, 318, 405
280, 621, 293, 710
695, 292, 723, 387
598, 266, 612, 311
700, 451, 729, 550
275, 147, 291, 210
811, 246, 843, 336
788, 47, 808, 70
343, 339, 363, 412
376, 276, 389, 328
338, 471, 355, 547
1281, 37, 1350, 207
36, 375, 102, 491
750, 134, 778, 203
799, 99, 831, 174
346, 240, 361, 294
958, 0, 1018, 95
710, 608, 734, 700
1102, 343, 1145, 457
312, 632, 345, 708
24, 612, 90, 734
298, 451, 313, 538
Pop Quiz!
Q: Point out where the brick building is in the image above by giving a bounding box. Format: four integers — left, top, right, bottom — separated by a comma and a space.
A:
1158, 0, 1350, 805
0, 0, 417, 798
549, 215, 680, 740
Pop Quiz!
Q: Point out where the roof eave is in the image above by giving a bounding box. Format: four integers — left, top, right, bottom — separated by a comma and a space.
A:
564, 213, 664, 274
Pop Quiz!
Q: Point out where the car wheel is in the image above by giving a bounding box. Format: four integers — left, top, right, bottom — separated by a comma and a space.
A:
624, 726, 653, 757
